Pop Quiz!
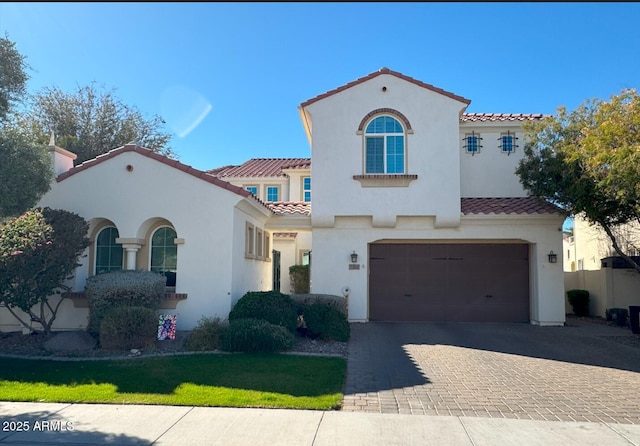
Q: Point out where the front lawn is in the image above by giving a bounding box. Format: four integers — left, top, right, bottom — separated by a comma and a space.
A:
0, 353, 346, 410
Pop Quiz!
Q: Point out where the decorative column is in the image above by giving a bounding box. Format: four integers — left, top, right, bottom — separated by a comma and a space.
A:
115, 238, 145, 270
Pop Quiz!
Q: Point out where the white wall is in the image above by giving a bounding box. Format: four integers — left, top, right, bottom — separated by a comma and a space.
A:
34, 150, 267, 330
311, 214, 566, 325
458, 123, 528, 198
305, 73, 467, 229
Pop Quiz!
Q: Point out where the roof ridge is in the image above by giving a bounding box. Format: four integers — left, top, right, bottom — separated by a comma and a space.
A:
300, 67, 471, 108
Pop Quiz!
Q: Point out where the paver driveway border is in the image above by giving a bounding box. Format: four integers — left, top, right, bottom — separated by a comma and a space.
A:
342, 318, 640, 424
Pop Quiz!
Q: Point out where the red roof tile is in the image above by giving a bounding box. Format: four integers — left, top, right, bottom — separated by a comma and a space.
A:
460, 113, 546, 122
56, 144, 253, 199
300, 67, 471, 108
461, 197, 563, 215
266, 201, 311, 216
207, 158, 311, 178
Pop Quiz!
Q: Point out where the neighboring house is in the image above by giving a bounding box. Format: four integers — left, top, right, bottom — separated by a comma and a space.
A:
563, 215, 640, 317
0, 67, 567, 333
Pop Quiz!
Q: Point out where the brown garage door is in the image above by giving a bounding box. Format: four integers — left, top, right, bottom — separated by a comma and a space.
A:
369, 243, 530, 322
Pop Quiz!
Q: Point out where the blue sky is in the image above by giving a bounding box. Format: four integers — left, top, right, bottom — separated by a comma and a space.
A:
2, 2, 639, 181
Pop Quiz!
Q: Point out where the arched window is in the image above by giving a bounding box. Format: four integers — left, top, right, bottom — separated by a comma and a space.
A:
364, 115, 405, 174
95, 227, 123, 275
150, 226, 178, 286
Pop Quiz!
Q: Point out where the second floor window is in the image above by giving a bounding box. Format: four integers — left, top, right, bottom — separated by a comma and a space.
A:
365, 115, 405, 174
303, 177, 311, 202
245, 186, 258, 196
266, 186, 279, 202
499, 131, 518, 155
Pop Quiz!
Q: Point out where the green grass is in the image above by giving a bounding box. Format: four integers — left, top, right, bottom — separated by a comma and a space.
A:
0, 353, 347, 410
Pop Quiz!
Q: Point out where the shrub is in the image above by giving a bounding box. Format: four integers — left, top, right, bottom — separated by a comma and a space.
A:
0, 207, 89, 334
85, 270, 165, 334
99, 306, 158, 350
300, 302, 350, 342
221, 318, 295, 353
184, 317, 228, 351
606, 308, 629, 327
567, 289, 590, 316
229, 291, 297, 332
289, 264, 310, 293
290, 294, 348, 317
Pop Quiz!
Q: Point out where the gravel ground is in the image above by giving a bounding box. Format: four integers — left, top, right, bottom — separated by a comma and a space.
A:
0, 329, 348, 359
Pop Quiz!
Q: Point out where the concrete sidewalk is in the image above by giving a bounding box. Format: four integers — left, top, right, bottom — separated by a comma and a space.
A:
1, 402, 639, 445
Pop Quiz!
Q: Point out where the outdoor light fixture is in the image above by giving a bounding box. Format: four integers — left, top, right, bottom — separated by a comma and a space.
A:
350, 251, 358, 263
548, 250, 558, 263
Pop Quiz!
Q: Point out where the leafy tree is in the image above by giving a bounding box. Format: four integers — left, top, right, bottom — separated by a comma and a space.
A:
21, 83, 175, 164
0, 34, 29, 122
0, 207, 89, 334
0, 126, 52, 219
516, 89, 640, 273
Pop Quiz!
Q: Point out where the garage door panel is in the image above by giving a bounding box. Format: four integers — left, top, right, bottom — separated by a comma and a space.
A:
369, 243, 530, 322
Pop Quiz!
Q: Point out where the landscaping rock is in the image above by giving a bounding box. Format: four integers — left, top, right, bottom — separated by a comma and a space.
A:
43, 331, 97, 352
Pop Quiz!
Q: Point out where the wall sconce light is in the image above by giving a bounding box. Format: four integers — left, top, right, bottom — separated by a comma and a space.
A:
548, 250, 558, 263
350, 251, 358, 263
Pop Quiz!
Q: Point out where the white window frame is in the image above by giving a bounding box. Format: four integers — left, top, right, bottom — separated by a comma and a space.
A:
94, 226, 123, 275
149, 225, 178, 287
302, 176, 311, 202
364, 115, 406, 174
266, 185, 280, 202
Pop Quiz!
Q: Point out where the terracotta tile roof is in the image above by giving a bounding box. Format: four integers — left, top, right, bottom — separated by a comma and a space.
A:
207, 158, 311, 178
56, 144, 252, 199
461, 197, 563, 215
300, 67, 471, 108
266, 201, 311, 216
460, 113, 546, 122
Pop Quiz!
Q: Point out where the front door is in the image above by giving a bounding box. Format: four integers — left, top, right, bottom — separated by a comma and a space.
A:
272, 249, 281, 291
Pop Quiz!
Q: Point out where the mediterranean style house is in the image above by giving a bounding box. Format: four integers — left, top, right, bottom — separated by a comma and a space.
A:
0, 67, 567, 333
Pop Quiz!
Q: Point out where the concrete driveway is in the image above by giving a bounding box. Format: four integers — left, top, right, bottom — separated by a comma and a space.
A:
342, 319, 640, 424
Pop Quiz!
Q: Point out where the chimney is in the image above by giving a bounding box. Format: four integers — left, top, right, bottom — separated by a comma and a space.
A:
48, 132, 77, 176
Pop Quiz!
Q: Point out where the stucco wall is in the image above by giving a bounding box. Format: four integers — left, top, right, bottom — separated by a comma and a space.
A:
33, 150, 268, 330
565, 268, 640, 318
458, 123, 528, 198
311, 214, 565, 325
305, 73, 466, 228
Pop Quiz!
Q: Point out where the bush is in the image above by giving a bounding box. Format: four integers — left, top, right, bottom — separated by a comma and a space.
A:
606, 308, 629, 327
85, 270, 165, 334
99, 306, 158, 350
229, 291, 297, 332
184, 317, 228, 351
221, 318, 295, 353
567, 289, 590, 316
299, 302, 350, 342
290, 294, 348, 317
289, 264, 310, 293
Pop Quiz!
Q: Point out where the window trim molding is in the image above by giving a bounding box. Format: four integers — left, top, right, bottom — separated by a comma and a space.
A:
245, 222, 256, 259
356, 108, 413, 133
265, 185, 280, 202
360, 113, 409, 175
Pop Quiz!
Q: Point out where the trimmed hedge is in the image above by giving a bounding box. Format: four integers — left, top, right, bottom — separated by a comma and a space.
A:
85, 270, 165, 334
228, 291, 297, 332
99, 306, 158, 350
184, 317, 229, 351
290, 294, 348, 317
567, 289, 590, 317
299, 302, 350, 342
221, 318, 295, 353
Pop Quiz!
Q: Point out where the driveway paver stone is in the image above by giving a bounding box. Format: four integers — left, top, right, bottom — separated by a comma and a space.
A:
342, 319, 640, 424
